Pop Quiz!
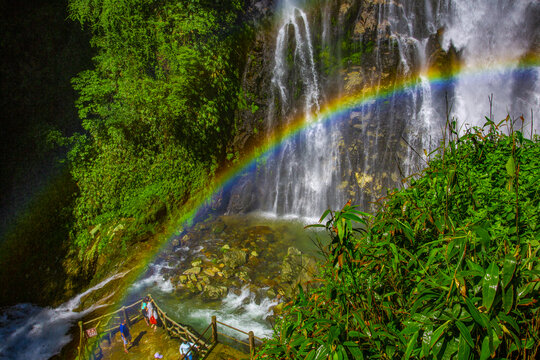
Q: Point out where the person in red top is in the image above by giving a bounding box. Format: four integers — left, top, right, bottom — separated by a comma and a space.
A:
147, 301, 158, 331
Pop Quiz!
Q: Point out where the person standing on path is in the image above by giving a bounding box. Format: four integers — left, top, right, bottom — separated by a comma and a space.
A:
179, 341, 198, 360
119, 319, 132, 353
147, 300, 158, 331
141, 296, 150, 326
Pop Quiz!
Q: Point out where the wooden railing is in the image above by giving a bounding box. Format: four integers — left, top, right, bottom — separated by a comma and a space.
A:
78, 298, 144, 359
213, 316, 264, 358
77, 294, 262, 359
147, 294, 212, 358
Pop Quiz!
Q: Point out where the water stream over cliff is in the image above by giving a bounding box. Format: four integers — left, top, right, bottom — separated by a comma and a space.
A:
232, 0, 539, 216
257, 0, 344, 217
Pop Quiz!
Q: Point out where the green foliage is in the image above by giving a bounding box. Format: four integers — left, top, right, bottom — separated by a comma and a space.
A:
66, 0, 250, 251
256, 118, 540, 359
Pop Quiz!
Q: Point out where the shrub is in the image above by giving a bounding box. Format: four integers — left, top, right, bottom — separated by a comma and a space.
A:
256, 118, 539, 359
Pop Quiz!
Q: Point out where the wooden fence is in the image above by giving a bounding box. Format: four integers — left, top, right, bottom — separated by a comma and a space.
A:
77, 294, 262, 359
213, 316, 264, 358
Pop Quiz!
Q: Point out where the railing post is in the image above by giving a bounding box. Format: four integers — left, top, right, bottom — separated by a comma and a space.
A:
249, 331, 255, 359
78, 321, 83, 360
163, 311, 170, 337
122, 306, 130, 329
211, 316, 218, 344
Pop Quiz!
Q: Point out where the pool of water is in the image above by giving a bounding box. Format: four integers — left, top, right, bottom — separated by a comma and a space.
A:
125, 213, 328, 339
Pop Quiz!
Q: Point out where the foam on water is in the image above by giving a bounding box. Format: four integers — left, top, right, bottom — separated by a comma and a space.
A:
187, 286, 278, 339
129, 262, 175, 294
0, 271, 128, 360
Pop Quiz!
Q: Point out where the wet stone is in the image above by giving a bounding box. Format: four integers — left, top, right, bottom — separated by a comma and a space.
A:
237, 271, 249, 282
183, 267, 201, 275
191, 259, 202, 267
223, 249, 248, 269
203, 285, 229, 300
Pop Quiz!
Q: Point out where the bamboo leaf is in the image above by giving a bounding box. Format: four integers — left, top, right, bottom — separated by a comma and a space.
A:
482, 262, 499, 312
502, 284, 514, 314
345, 343, 363, 359
457, 333, 471, 360
480, 336, 491, 360
318, 209, 331, 224
313, 344, 330, 360
404, 330, 419, 360
341, 212, 366, 225
501, 255, 517, 288
464, 297, 486, 328
505, 156, 515, 177
455, 320, 474, 349
430, 321, 449, 349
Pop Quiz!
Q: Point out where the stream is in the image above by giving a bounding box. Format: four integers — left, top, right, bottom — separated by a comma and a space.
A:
125, 214, 326, 339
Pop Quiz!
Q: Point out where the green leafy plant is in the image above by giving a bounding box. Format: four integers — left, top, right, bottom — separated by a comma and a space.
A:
256, 117, 539, 359
66, 0, 251, 253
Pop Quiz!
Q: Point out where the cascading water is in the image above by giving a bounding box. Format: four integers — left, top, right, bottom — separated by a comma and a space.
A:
250, 0, 539, 215
0, 272, 128, 359
257, 0, 344, 218
442, 0, 540, 131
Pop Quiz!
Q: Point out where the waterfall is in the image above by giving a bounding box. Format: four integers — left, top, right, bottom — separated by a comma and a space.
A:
442, 0, 540, 132
257, 0, 344, 218
233, 0, 539, 216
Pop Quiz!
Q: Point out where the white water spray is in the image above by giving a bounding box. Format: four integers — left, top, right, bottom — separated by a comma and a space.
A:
0, 271, 128, 360
260, 0, 344, 217
442, 0, 540, 132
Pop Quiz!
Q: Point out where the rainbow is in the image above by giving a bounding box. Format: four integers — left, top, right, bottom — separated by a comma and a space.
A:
69, 56, 539, 360
123, 54, 540, 279
114, 54, 540, 305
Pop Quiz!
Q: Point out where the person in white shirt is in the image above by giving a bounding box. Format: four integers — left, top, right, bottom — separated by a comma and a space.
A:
179, 341, 198, 360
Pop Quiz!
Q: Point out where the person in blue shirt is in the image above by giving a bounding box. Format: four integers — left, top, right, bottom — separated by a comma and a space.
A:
119, 319, 132, 353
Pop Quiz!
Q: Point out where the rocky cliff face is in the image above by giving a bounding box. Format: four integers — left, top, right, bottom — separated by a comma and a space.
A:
227, 0, 539, 216
227, 0, 460, 214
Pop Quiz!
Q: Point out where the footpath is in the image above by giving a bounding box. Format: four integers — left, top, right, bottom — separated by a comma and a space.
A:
78, 295, 254, 360
99, 318, 248, 360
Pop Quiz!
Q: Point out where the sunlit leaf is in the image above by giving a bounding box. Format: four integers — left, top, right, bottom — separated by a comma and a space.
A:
482, 262, 499, 312
404, 330, 419, 359
501, 255, 516, 288
505, 155, 515, 177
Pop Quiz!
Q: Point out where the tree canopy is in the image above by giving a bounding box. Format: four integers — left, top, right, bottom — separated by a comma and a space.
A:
67, 0, 249, 250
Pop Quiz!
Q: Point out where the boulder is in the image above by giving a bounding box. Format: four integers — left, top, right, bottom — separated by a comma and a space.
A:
203, 267, 220, 277
266, 288, 276, 298
281, 247, 303, 282
223, 249, 248, 269
212, 221, 226, 234
184, 267, 201, 275
221, 268, 233, 279
237, 271, 249, 282
203, 285, 229, 300
191, 259, 202, 267
220, 244, 230, 252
